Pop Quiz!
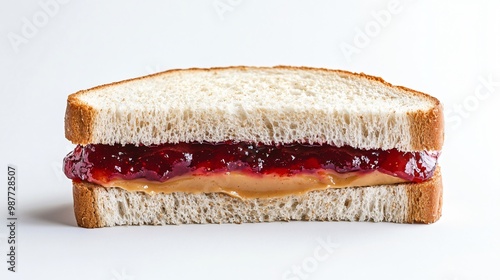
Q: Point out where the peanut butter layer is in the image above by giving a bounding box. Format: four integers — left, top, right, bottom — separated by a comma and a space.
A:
98, 170, 406, 199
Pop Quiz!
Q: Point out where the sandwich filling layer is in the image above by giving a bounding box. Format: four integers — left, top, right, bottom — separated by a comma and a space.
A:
93, 171, 406, 199
63, 142, 439, 198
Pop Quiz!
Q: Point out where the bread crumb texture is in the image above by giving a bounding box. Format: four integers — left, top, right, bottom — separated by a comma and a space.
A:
67, 66, 441, 151
92, 184, 407, 226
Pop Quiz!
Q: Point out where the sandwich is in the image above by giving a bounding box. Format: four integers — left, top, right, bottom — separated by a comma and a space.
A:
63, 66, 444, 228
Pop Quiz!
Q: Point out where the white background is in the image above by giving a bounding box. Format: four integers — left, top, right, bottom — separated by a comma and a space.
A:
1, 0, 499, 279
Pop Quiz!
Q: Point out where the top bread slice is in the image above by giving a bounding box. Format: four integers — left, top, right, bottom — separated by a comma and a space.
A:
65, 66, 443, 151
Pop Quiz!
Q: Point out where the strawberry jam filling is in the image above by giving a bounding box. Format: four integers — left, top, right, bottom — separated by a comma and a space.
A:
63, 142, 439, 184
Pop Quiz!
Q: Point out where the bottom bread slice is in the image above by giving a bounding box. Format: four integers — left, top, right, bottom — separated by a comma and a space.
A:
72, 168, 442, 228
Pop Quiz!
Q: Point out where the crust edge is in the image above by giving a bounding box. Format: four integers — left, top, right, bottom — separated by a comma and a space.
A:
409, 103, 445, 152
406, 167, 443, 224
73, 182, 101, 228
65, 95, 95, 145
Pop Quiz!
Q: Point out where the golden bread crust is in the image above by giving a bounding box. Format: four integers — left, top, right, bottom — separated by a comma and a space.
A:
73, 181, 101, 228
409, 103, 444, 152
65, 95, 96, 144
406, 167, 443, 223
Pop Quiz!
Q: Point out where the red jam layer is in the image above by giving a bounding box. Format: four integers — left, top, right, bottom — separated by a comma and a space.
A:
63, 142, 439, 184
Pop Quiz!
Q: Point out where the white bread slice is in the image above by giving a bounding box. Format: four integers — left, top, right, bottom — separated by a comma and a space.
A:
72, 168, 442, 228
65, 66, 443, 151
